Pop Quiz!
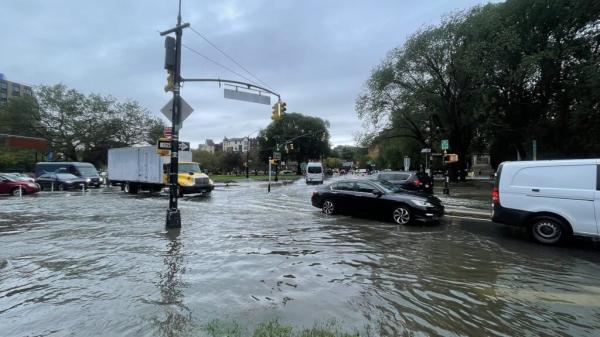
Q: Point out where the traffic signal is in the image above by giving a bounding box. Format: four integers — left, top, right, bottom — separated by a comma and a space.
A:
280, 101, 287, 115
444, 153, 459, 163
271, 102, 281, 120
164, 70, 175, 92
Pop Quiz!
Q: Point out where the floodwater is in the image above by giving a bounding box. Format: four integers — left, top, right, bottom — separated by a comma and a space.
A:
1, 180, 600, 336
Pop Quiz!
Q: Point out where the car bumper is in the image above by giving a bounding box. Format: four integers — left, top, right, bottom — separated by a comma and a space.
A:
181, 185, 214, 194
414, 206, 444, 223
491, 203, 529, 227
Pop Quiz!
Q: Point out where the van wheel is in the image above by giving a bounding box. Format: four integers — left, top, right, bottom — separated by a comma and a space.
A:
322, 199, 335, 215
529, 216, 567, 245
392, 205, 412, 225
58, 184, 64, 191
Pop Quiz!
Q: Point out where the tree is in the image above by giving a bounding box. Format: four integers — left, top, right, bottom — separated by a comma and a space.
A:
258, 112, 330, 174
0, 84, 165, 168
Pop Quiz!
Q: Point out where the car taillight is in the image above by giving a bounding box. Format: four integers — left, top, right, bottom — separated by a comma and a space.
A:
414, 179, 421, 186
492, 187, 499, 204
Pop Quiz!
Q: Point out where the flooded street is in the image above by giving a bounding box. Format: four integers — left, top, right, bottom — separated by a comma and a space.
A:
2, 180, 600, 336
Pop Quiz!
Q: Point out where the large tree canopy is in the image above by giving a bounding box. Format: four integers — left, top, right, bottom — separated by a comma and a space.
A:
0, 84, 165, 168
258, 112, 330, 174
357, 0, 600, 176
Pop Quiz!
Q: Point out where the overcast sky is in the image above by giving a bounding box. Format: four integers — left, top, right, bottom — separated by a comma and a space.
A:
1, 0, 495, 148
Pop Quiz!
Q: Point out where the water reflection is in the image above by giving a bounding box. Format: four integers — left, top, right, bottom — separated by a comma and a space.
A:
154, 228, 191, 337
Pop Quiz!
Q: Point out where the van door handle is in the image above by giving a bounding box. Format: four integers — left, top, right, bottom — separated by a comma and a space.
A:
532, 189, 540, 192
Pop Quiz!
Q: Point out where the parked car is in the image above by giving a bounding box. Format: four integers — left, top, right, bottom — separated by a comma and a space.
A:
35, 162, 103, 188
492, 159, 600, 245
3, 173, 36, 183
306, 162, 324, 184
36, 173, 89, 191
372, 171, 434, 194
311, 178, 444, 225
0, 175, 40, 196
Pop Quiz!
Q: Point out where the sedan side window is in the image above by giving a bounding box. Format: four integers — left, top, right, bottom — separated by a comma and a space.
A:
356, 182, 377, 193
333, 182, 353, 191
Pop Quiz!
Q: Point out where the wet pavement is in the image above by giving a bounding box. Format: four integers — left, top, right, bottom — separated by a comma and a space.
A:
1, 179, 600, 336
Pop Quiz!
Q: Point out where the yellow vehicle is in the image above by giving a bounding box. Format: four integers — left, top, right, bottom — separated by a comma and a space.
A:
162, 161, 214, 196
108, 146, 214, 195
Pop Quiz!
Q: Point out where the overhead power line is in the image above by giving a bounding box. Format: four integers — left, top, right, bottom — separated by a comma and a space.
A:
182, 44, 259, 86
188, 27, 275, 92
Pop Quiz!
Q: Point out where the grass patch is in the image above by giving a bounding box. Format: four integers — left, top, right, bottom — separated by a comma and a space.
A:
200, 319, 360, 337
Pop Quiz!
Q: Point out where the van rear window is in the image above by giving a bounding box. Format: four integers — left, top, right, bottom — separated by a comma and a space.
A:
307, 166, 322, 174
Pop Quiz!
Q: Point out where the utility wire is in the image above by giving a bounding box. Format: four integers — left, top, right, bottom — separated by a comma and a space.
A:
188, 27, 275, 92
182, 44, 260, 87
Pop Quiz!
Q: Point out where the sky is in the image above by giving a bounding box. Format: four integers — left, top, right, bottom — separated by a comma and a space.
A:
1, 0, 495, 148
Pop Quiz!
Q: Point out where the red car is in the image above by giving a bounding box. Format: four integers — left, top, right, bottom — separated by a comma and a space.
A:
0, 175, 40, 196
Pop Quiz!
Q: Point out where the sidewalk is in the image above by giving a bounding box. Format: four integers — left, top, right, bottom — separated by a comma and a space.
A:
433, 179, 493, 219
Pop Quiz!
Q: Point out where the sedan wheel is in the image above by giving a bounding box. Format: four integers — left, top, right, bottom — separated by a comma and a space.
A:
322, 200, 335, 215
392, 206, 411, 225
11, 188, 22, 196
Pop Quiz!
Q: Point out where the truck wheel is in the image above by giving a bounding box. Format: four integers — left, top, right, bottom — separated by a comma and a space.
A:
124, 183, 138, 194
529, 216, 568, 245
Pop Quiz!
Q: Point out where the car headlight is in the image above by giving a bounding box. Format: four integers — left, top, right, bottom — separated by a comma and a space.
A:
209, 179, 214, 185
86, 178, 91, 183
411, 199, 434, 207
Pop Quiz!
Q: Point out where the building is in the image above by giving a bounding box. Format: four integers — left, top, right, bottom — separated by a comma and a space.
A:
0, 73, 33, 104
223, 137, 251, 153
197, 139, 215, 154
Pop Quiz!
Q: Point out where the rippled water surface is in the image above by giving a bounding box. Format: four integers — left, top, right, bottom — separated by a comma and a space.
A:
2, 180, 600, 336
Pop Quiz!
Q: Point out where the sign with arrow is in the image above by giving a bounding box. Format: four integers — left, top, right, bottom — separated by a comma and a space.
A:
157, 139, 190, 152
161, 97, 194, 123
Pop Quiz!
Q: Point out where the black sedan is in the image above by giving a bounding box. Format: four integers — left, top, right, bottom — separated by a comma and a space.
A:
36, 173, 89, 191
311, 178, 444, 225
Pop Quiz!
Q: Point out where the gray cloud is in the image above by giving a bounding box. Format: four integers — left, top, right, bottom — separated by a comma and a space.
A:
1, 0, 494, 148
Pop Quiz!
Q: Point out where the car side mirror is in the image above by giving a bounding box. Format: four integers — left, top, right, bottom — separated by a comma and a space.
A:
372, 190, 383, 197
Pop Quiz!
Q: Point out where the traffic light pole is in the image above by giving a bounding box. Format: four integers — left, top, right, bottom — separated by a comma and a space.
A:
160, 1, 189, 229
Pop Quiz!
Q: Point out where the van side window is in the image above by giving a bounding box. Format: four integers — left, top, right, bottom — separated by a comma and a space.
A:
512, 165, 595, 190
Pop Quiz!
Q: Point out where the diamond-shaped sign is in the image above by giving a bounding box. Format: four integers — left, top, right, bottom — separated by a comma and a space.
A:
161, 97, 194, 123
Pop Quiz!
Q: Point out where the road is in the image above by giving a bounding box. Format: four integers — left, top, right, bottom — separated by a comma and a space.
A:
1, 179, 600, 336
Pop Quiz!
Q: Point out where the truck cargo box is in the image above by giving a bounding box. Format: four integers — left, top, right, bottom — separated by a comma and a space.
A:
108, 146, 192, 184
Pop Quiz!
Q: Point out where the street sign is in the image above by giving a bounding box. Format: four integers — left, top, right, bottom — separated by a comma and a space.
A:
421, 148, 431, 153
441, 139, 449, 150
157, 139, 190, 151
178, 142, 190, 151
272, 151, 281, 160
161, 97, 194, 123
224, 88, 270, 105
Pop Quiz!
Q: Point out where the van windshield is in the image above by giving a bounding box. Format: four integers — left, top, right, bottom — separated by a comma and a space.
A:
77, 166, 99, 177
307, 166, 322, 174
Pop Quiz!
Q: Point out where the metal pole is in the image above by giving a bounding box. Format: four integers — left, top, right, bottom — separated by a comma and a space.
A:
166, 1, 184, 229
268, 157, 272, 193
246, 142, 250, 179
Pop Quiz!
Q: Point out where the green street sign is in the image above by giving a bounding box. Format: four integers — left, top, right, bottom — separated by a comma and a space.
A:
441, 139, 449, 150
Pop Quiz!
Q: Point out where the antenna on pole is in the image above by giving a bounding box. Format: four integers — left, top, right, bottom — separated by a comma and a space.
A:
177, 0, 182, 24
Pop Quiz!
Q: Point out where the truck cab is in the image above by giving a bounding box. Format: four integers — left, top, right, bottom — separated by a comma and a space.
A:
163, 161, 214, 196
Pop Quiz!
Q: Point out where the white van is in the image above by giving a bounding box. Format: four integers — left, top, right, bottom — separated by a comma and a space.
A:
491, 159, 600, 244
305, 162, 324, 184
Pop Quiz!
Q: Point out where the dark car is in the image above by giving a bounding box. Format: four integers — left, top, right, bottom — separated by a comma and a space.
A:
311, 178, 444, 225
0, 175, 40, 196
372, 171, 434, 194
35, 162, 102, 188
36, 173, 88, 191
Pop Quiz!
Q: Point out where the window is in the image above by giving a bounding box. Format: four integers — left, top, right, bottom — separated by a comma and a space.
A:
307, 166, 322, 174
0, 81, 7, 89
380, 173, 409, 181
333, 181, 353, 191
356, 182, 377, 193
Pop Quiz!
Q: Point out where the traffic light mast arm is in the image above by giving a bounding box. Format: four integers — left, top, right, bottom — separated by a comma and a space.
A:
181, 78, 280, 100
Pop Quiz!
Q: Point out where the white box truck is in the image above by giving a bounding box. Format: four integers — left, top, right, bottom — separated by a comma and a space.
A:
107, 146, 214, 196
